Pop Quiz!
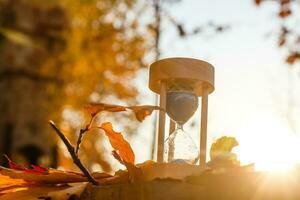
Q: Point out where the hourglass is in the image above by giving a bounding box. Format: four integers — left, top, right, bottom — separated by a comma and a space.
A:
164, 80, 199, 164
149, 58, 214, 167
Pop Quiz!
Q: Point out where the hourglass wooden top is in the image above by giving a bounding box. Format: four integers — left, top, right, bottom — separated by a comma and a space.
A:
149, 57, 214, 96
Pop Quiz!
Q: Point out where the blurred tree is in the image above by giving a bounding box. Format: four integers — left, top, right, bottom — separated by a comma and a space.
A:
0, 0, 148, 171
255, 0, 300, 65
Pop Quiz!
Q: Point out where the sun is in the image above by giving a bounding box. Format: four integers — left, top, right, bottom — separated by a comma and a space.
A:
234, 113, 300, 172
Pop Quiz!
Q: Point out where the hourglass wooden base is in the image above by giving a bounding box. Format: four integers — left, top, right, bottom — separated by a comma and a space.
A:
149, 57, 215, 167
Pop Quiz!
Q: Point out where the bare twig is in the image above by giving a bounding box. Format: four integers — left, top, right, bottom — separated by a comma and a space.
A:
75, 128, 87, 155
49, 120, 98, 185
75, 116, 95, 155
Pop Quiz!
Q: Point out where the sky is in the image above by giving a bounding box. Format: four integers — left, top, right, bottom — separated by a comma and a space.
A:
129, 0, 300, 171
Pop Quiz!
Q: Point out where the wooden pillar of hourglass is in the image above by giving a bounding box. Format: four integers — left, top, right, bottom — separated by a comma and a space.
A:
149, 57, 214, 168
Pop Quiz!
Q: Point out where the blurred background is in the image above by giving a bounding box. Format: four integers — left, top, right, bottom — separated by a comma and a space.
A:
0, 0, 299, 172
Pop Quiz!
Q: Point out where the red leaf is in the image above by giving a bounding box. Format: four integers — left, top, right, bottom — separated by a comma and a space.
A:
4, 155, 49, 175
28, 165, 48, 174
4, 155, 26, 171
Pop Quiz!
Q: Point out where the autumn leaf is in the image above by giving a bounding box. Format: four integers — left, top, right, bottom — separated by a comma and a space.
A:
85, 103, 162, 122
0, 184, 87, 200
254, 0, 263, 6
99, 122, 135, 164
4, 155, 48, 175
112, 150, 125, 165
0, 167, 87, 184
279, 9, 292, 18
85, 103, 126, 117
210, 136, 238, 160
127, 105, 162, 122
99, 122, 143, 181
208, 136, 240, 169
0, 156, 90, 184
286, 52, 300, 65
0, 175, 28, 195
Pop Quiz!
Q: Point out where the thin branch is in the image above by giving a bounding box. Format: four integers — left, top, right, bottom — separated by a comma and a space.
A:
75, 129, 87, 155
154, 0, 161, 61
49, 120, 98, 185
75, 116, 95, 155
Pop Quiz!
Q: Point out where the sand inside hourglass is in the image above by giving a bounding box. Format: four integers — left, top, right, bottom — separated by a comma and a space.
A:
164, 90, 199, 164
166, 91, 198, 125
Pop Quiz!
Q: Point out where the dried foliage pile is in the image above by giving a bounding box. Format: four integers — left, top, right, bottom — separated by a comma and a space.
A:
0, 103, 243, 200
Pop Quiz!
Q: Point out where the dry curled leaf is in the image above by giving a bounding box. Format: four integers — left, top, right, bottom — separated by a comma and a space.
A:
99, 122, 144, 181
127, 105, 162, 122
85, 103, 162, 122
99, 122, 135, 164
210, 136, 238, 160
208, 136, 240, 169
85, 103, 126, 116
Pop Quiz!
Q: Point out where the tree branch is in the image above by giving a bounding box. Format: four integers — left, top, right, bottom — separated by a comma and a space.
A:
49, 120, 98, 185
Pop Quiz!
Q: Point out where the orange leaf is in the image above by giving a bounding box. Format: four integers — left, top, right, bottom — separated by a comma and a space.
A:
279, 9, 292, 18
85, 103, 126, 116
254, 0, 263, 6
0, 175, 28, 195
0, 184, 87, 200
0, 167, 87, 184
85, 103, 161, 122
286, 53, 300, 65
99, 122, 135, 164
127, 105, 162, 122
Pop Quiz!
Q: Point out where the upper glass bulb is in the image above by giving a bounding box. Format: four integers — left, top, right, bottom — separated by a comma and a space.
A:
166, 91, 198, 125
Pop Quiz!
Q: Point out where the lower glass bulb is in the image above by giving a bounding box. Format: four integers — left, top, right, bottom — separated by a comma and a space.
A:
163, 126, 199, 164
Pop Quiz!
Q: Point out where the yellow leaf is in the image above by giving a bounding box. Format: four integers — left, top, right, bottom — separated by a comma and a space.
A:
0, 28, 36, 47
210, 136, 238, 160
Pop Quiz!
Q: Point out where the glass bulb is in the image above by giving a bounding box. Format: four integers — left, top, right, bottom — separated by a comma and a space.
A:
166, 91, 198, 125
164, 125, 199, 164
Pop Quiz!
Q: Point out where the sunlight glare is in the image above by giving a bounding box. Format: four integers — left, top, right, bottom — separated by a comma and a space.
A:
235, 113, 300, 172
